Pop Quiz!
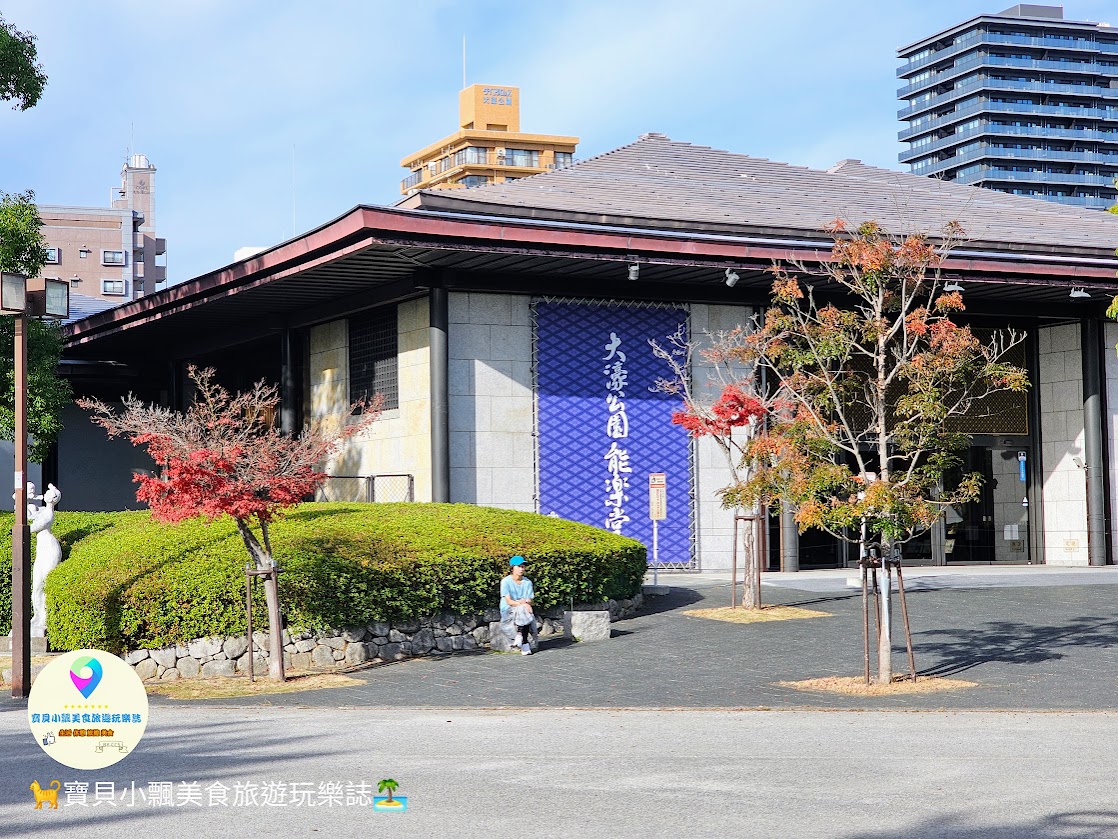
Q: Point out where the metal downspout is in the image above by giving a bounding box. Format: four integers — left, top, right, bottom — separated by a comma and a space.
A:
430, 287, 450, 503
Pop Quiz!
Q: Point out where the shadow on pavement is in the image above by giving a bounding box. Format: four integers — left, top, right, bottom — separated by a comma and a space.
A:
0, 717, 338, 807
775, 592, 862, 609
840, 810, 1118, 839
915, 615, 1118, 677
633, 587, 709, 616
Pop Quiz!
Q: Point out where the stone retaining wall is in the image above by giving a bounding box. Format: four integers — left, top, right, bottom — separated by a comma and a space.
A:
123, 595, 642, 681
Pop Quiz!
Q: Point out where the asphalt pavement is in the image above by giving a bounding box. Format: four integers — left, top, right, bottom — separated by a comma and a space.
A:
164, 570, 1118, 711
5, 707, 1118, 839
9, 570, 1118, 837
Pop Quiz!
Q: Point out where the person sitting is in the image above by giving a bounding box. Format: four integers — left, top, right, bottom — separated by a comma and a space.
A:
500, 555, 536, 655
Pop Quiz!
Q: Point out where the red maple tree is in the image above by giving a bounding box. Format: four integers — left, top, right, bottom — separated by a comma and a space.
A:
672, 384, 766, 438
652, 327, 776, 609
80, 365, 380, 680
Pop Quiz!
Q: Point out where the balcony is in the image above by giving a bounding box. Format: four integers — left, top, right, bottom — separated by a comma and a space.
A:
445, 148, 544, 169
909, 144, 1118, 176
402, 147, 555, 191
899, 31, 984, 77
899, 52, 1118, 98
900, 123, 1118, 164
900, 31, 1118, 78
900, 100, 1118, 142
954, 167, 1116, 186
1037, 194, 1115, 208
899, 76, 1118, 122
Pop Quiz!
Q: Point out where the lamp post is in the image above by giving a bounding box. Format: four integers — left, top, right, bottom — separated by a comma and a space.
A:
5, 273, 68, 699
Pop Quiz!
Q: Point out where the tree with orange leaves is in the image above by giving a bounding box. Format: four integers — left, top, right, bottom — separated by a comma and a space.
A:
731, 220, 1028, 683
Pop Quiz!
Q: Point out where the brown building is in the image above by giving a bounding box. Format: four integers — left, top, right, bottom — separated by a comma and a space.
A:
399, 84, 579, 194
38, 154, 167, 307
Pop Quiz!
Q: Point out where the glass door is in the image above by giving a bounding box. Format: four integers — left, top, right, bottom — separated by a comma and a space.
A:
944, 445, 1030, 564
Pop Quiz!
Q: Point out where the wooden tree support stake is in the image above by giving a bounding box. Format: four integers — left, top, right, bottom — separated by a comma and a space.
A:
859, 554, 918, 685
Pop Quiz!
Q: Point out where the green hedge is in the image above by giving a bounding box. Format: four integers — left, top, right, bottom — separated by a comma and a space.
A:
39, 503, 646, 653
0, 511, 121, 636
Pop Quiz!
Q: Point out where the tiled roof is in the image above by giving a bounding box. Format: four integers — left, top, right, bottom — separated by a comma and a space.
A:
404, 135, 1118, 255
65, 291, 121, 324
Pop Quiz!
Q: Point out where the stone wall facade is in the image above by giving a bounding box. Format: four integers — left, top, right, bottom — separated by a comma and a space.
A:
448, 291, 536, 510
309, 298, 433, 502
1037, 323, 1089, 566
122, 596, 643, 680
689, 303, 758, 571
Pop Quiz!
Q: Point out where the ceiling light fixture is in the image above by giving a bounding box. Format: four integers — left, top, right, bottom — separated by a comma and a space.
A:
628, 264, 639, 281
725, 268, 740, 288
944, 281, 964, 293
1070, 287, 1091, 299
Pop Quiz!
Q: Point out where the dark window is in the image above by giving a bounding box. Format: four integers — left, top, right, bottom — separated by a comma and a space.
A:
349, 307, 398, 410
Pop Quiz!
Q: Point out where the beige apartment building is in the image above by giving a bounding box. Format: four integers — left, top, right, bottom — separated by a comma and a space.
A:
400, 84, 579, 194
38, 153, 166, 308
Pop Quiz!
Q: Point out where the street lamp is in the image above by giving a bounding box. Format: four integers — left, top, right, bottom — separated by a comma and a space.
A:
1, 272, 30, 700
1, 273, 27, 313
3, 273, 68, 699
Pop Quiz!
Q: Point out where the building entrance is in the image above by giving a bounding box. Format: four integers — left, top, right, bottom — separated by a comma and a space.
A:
943, 444, 1031, 565
833, 443, 1033, 568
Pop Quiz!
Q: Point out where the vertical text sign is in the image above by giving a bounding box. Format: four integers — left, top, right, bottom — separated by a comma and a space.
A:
649, 473, 667, 521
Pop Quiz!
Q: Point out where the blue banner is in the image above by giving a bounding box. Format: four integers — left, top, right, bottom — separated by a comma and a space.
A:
535, 301, 691, 565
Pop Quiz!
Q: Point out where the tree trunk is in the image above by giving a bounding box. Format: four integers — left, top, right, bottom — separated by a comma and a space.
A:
237, 519, 286, 682
260, 566, 286, 682
876, 538, 893, 685
874, 298, 892, 685
742, 506, 761, 610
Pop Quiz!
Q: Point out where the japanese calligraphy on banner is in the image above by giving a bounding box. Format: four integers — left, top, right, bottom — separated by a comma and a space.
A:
535, 301, 691, 565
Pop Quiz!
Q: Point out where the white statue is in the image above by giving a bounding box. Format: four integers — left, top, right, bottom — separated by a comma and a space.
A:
29, 484, 61, 639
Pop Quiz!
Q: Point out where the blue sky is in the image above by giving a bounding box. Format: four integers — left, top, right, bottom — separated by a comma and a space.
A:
2, 0, 1117, 282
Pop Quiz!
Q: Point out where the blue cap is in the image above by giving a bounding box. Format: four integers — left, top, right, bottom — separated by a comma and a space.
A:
509, 555, 525, 566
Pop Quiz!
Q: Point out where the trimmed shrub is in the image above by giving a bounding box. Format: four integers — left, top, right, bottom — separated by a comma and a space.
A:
43, 503, 646, 653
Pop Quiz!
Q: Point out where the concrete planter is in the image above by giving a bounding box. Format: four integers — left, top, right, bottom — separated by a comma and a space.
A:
562, 610, 612, 642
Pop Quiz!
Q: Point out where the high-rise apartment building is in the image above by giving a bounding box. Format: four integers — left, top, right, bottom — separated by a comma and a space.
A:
38, 153, 167, 306
399, 84, 578, 194
898, 4, 1118, 209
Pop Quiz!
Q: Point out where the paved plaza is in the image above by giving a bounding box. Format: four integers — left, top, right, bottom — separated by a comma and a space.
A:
176, 566, 1118, 711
